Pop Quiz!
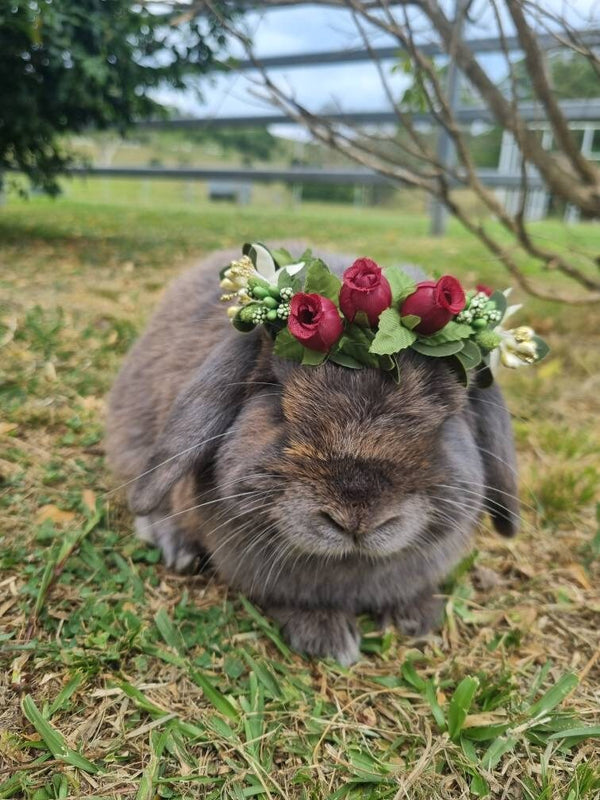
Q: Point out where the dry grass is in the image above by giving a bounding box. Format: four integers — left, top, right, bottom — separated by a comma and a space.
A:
0, 196, 599, 799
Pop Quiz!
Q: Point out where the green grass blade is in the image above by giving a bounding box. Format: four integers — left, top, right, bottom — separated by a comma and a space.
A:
481, 735, 519, 770
548, 725, 600, 741
21, 695, 99, 774
189, 669, 239, 721
154, 608, 187, 655
136, 727, 170, 800
47, 672, 85, 719
238, 597, 292, 658
527, 672, 578, 718
448, 677, 479, 741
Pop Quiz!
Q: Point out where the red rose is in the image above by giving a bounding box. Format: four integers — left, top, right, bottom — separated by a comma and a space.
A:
339, 257, 392, 327
288, 293, 343, 352
400, 276, 466, 335
476, 283, 493, 297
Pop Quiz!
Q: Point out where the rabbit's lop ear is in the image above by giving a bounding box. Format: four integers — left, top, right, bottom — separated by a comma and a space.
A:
468, 379, 520, 537
129, 332, 259, 515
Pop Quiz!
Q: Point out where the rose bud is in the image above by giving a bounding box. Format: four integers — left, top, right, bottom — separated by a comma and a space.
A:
339, 257, 392, 327
476, 283, 493, 297
400, 275, 466, 335
288, 293, 344, 352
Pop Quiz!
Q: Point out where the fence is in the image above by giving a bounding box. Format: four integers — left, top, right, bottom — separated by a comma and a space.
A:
73, 11, 600, 232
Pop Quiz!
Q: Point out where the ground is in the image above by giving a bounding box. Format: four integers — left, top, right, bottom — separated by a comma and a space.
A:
0, 189, 599, 799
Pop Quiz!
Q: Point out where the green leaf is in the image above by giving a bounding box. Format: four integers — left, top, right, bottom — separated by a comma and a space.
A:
411, 339, 464, 357
274, 327, 304, 362
369, 308, 417, 356
447, 677, 479, 741
21, 695, 99, 774
532, 335, 550, 363
155, 609, 187, 656
337, 323, 379, 367
527, 672, 578, 718
424, 321, 474, 345
456, 339, 483, 370
301, 348, 327, 366
480, 735, 518, 770
547, 725, 600, 742
270, 247, 294, 268
304, 259, 342, 303
189, 669, 239, 722
242, 652, 282, 699
400, 314, 421, 330
384, 265, 416, 304
488, 290, 507, 320
424, 680, 446, 730
448, 355, 470, 386
329, 351, 363, 369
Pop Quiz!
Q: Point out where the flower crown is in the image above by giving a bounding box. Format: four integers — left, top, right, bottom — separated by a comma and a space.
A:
220, 243, 549, 385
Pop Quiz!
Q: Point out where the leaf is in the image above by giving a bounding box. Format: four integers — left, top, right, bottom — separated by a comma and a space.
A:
456, 339, 483, 370
480, 735, 518, 770
411, 339, 465, 357
424, 321, 474, 345
447, 676, 479, 741
273, 327, 304, 362
527, 672, 578, 718
301, 348, 327, 366
425, 680, 446, 730
189, 669, 239, 722
270, 247, 294, 268
21, 695, 99, 774
329, 352, 363, 369
337, 323, 379, 367
533, 335, 550, 363
369, 308, 417, 356
383, 265, 416, 304
36, 505, 75, 525
155, 609, 187, 656
304, 259, 342, 303
489, 290, 507, 320
400, 314, 421, 330
547, 725, 600, 742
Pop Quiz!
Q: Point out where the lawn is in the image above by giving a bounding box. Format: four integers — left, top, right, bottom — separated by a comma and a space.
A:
1, 190, 599, 799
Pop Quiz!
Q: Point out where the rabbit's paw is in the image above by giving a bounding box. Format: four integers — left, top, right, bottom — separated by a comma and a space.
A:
134, 514, 201, 573
267, 606, 361, 666
378, 591, 444, 638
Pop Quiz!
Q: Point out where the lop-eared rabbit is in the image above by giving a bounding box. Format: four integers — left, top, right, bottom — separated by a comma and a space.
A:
105, 245, 518, 664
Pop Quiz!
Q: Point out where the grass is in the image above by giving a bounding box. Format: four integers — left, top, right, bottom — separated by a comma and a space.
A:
1, 189, 599, 799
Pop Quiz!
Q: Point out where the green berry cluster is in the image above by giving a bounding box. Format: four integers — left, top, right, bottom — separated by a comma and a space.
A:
456, 291, 502, 327
243, 278, 292, 324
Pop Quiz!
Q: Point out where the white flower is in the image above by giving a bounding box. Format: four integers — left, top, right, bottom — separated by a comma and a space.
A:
220, 244, 304, 300
489, 290, 539, 372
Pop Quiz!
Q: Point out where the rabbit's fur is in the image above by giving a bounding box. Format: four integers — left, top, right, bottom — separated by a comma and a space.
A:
106, 244, 519, 665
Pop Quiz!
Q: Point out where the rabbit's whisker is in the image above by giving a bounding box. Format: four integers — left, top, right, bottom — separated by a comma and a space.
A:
104, 429, 236, 498
433, 482, 534, 516
149, 489, 275, 528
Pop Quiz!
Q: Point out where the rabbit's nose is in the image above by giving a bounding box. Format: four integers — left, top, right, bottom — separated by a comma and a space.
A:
319, 508, 369, 539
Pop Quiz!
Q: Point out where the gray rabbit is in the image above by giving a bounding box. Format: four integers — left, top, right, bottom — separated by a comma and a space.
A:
105, 245, 518, 665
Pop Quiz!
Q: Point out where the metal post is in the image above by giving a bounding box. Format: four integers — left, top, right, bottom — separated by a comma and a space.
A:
430, 0, 466, 236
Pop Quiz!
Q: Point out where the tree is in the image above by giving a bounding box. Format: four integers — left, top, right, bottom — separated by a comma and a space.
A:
0, 0, 233, 194
204, 0, 600, 304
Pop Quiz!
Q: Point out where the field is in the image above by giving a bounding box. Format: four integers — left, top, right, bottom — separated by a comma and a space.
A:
1, 186, 599, 799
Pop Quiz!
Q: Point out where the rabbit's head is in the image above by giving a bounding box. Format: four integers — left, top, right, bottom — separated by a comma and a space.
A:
129, 328, 519, 560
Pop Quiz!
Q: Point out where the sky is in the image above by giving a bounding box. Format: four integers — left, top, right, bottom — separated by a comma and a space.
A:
154, 1, 600, 134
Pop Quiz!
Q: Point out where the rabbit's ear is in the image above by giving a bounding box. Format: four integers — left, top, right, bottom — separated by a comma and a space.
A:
468, 379, 520, 537
129, 332, 260, 515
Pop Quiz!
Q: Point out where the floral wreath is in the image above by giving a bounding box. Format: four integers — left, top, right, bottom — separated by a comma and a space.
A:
219, 243, 549, 385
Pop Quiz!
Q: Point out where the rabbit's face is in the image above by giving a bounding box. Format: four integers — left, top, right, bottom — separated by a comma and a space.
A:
215, 354, 479, 559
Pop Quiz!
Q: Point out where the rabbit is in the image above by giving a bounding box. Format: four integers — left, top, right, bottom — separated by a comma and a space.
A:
105, 244, 519, 665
